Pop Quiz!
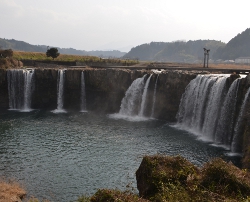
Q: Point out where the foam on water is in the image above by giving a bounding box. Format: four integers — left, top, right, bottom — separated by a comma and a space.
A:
108, 113, 151, 122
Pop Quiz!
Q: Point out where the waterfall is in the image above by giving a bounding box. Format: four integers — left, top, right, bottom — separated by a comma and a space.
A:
176, 74, 230, 141
7, 69, 34, 111
176, 74, 249, 153
214, 78, 241, 147
119, 75, 146, 116
139, 74, 152, 117
151, 74, 159, 118
53, 69, 66, 113
231, 87, 250, 153
80, 71, 87, 112
23, 69, 35, 111
109, 74, 154, 121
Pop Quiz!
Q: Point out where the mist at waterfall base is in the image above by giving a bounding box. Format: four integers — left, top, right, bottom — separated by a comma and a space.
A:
0, 111, 241, 202
2, 70, 247, 201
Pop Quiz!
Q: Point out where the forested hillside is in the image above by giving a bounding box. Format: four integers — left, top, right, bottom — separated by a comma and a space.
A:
213, 28, 250, 60
123, 40, 225, 62
0, 38, 126, 58
123, 42, 169, 60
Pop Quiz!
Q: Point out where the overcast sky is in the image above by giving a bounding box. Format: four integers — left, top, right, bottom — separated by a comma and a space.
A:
0, 0, 249, 52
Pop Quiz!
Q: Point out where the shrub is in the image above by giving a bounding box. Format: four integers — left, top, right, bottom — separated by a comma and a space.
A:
90, 189, 148, 202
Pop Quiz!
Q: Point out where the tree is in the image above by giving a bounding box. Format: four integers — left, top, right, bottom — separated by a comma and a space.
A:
46, 47, 60, 60
0, 49, 13, 58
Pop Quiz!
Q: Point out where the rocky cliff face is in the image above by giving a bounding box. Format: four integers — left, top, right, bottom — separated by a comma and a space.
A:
0, 69, 8, 110
0, 67, 200, 119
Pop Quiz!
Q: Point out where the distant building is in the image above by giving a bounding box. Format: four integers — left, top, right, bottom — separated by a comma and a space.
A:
235, 57, 250, 64
224, 60, 235, 63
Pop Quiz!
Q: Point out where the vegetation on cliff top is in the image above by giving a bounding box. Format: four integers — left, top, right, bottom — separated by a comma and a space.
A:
135, 155, 250, 202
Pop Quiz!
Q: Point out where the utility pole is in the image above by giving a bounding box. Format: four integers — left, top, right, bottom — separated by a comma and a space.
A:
203, 48, 210, 68
203, 48, 207, 68
206, 49, 210, 68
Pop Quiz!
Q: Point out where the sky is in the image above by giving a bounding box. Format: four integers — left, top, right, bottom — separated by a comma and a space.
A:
0, 0, 249, 52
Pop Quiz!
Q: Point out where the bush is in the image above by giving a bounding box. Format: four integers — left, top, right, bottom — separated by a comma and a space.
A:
90, 189, 148, 202
200, 158, 250, 199
0, 49, 13, 58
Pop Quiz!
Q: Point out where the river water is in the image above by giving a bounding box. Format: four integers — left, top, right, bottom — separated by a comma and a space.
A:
0, 110, 240, 202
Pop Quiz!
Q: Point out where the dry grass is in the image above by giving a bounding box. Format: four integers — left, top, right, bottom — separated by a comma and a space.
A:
12, 51, 138, 66
13, 51, 99, 62
0, 180, 26, 202
209, 63, 250, 70
146, 62, 250, 70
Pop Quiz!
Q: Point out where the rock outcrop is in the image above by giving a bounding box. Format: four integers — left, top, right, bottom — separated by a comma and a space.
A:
136, 155, 250, 201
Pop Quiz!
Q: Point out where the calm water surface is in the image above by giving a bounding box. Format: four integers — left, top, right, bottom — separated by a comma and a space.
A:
0, 110, 240, 202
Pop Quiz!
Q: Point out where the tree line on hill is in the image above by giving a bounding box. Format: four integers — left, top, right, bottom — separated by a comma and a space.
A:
0, 38, 126, 58
123, 40, 225, 63
123, 28, 250, 62
213, 28, 250, 60
1, 27, 249, 62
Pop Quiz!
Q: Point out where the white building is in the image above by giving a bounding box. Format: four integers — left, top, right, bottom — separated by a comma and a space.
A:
235, 57, 250, 64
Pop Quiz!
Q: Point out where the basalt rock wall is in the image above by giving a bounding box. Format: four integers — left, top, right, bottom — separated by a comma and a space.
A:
0, 67, 199, 120
0, 69, 8, 110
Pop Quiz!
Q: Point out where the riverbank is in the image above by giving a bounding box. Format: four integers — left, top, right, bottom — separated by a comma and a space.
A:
2, 155, 250, 202
0, 180, 26, 202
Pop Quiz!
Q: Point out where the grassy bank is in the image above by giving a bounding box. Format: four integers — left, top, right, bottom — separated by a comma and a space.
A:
12, 51, 138, 65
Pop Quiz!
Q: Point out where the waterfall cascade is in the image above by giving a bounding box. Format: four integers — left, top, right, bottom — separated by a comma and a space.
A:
52, 69, 66, 113
138, 74, 152, 117
177, 74, 248, 153
119, 75, 146, 117
110, 74, 157, 121
151, 74, 159, 118
80, 71, 87, 112
231, 87, 250, 153
7, 69, 34, 111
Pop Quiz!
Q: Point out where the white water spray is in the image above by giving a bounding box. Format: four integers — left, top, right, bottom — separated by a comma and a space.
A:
53, 69, 66, 113
7, 69, 34, 111
231, 87, 250, 153
23, 69, 35, 111
119, 75, 146, 116
110, 74, 154, 121
151, 74, 159, 118
139, 74, 152, 117
176, 74, 249, 153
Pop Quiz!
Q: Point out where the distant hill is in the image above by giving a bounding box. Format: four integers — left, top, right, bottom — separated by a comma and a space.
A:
123, 40, 225, 63
213, 28, 250, 60
123, 42, 169, 61
88, 50, 126, 58
0, 38, 126, 58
